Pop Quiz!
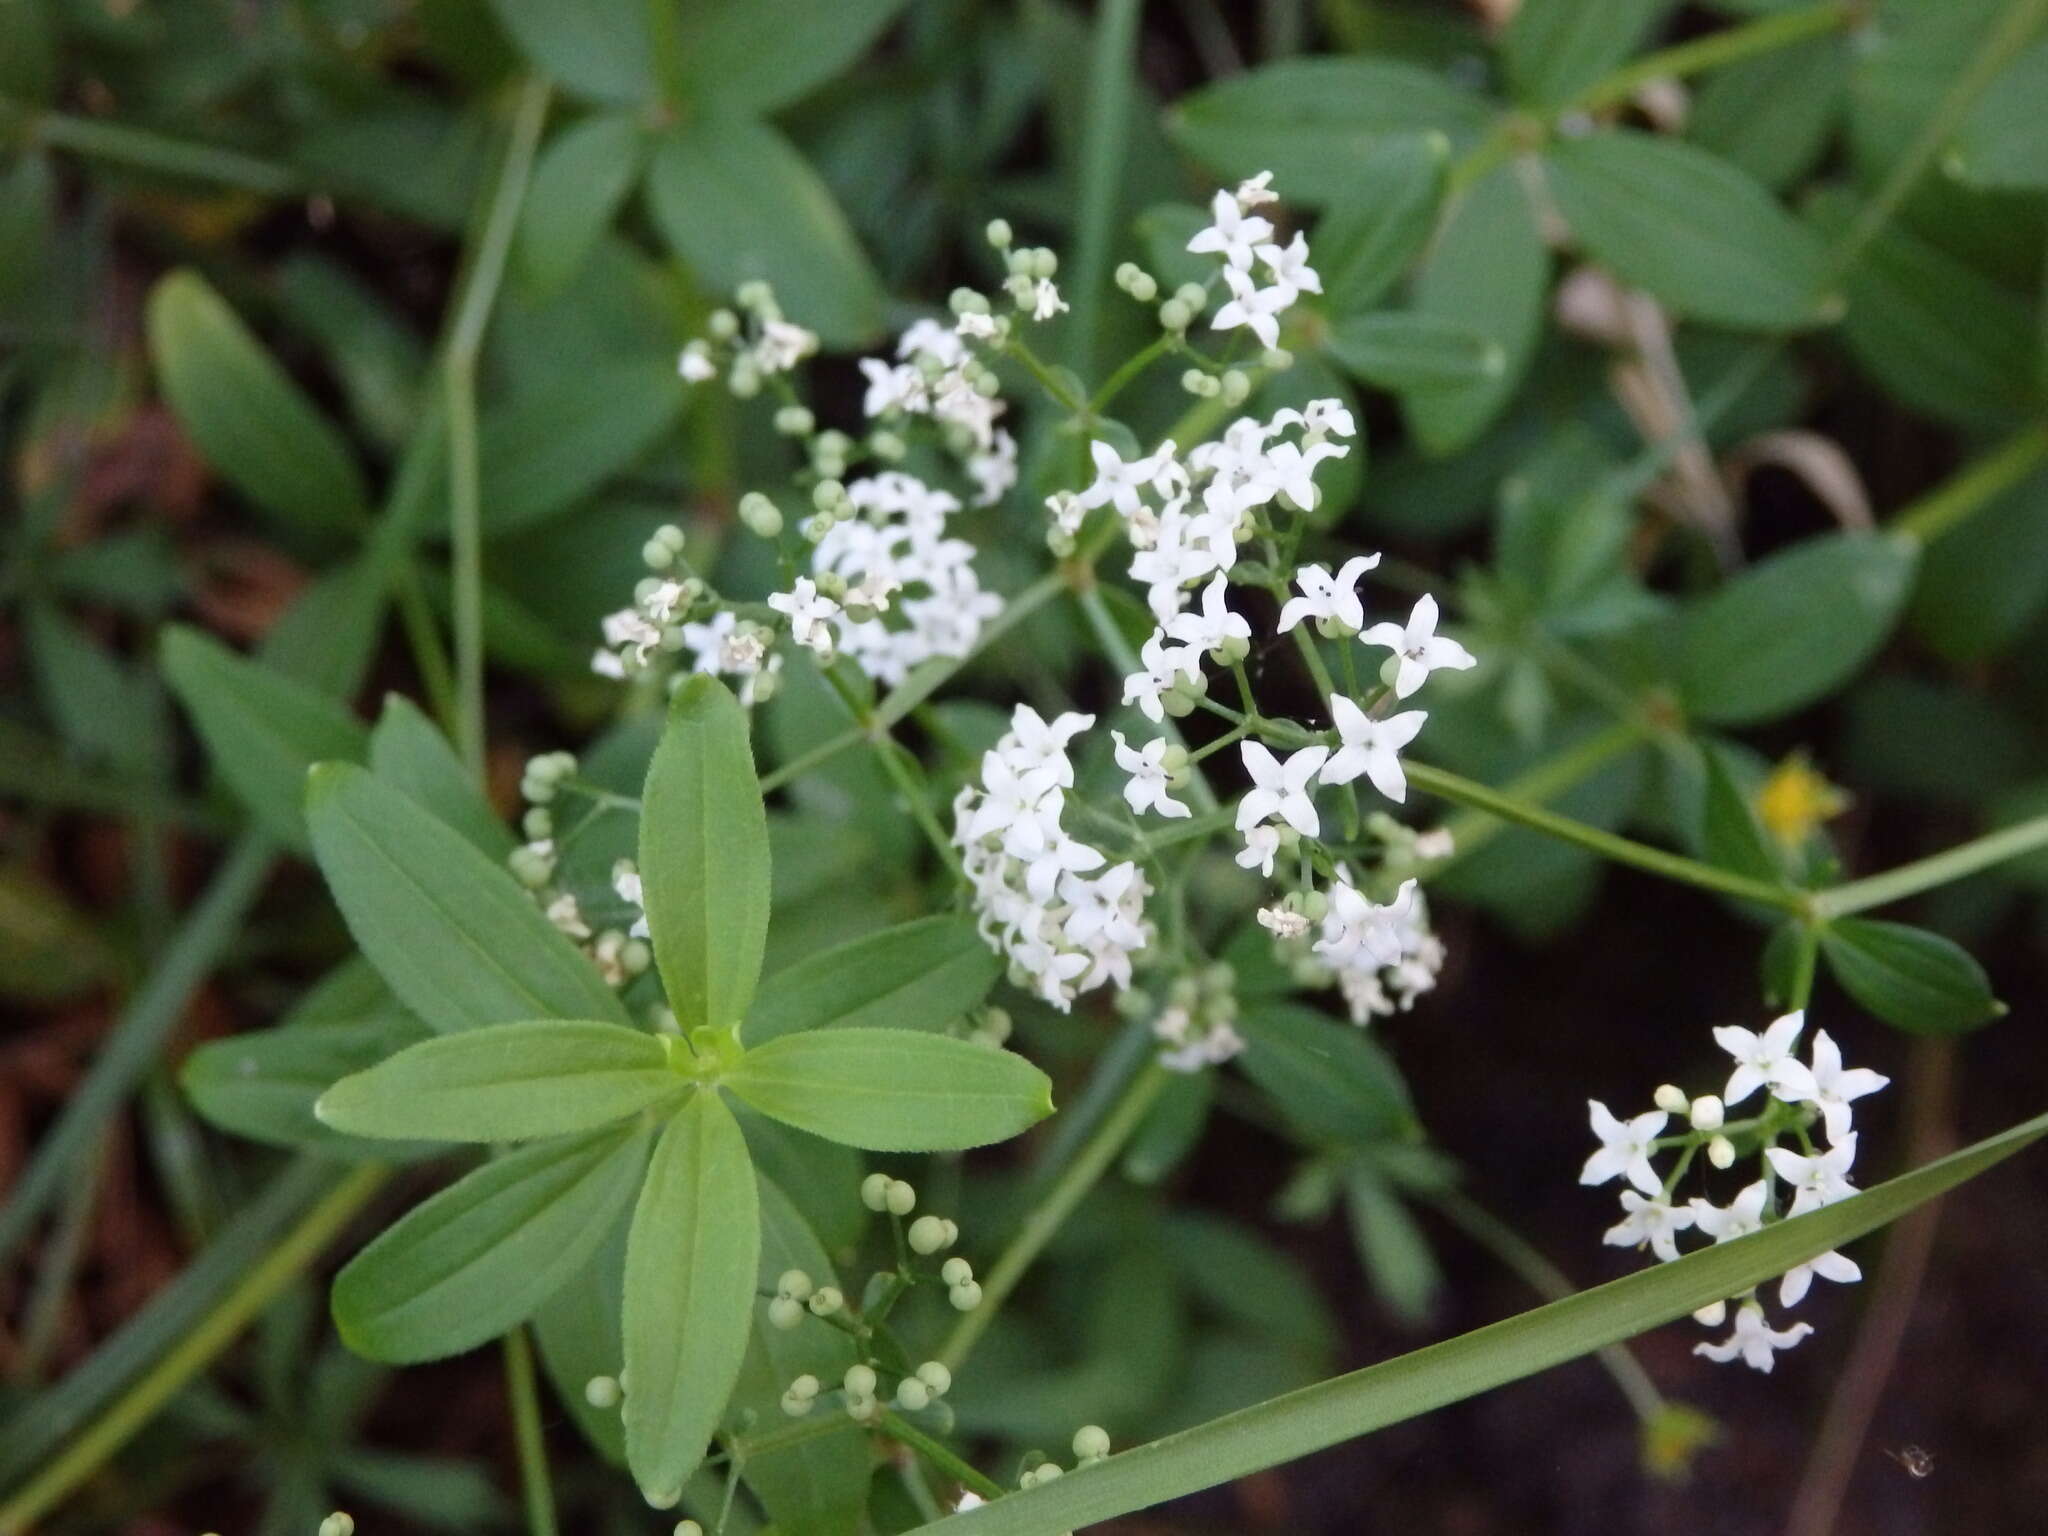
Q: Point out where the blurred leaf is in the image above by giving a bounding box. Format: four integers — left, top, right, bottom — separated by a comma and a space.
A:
1315, 132, 1450, 316
1161, 1211, 1338, 1359
476, 354, 686, 536
676, 0, 908, 114
1842, 676, 2038, 807
276, 255, 427, 451
295, 96, 489, 231
259, 557, 388, 701
1325, 311, 1504, 393
1165, 58, 1491, 206
163, 626, 368, 848
25, 602, 153, 772
306, 763, 631, 1034
369, 694, 513, 858
646, 117, 885, 347
744, 915, 999, 1042
1503, 0, 1670, 107
533, 1201, 630, 1462
0, 0, 57, 103
1688, 34, 1847, 191
46, 528, 181, 619
1947, 38, 2048, 189
642, 676, 772, 1035
1344, 1164, 1441, 1327
1123, 1069, 1213, 1185
1544, 130, 1829, 330
1134, 202, 1213, 295
622, 1091, 759, 1505
0, 151, 53, 307
1402, 165, 1548, 455
515, 112, 649, 298
1910, 468, 2048, 662
735, 1107, 866, 1252
1698, 742, 1785, 884
0, 863, 115, 1003
329, 1450, 507, 1530
1821, 917, 2002, 1035
333, 1124, 647, 1362
1235, 1002, 1416, 1148
485, 0, 654, 104
182, 1012, 433, 1156
726, 1029, 1054, 1151
1673, 532, 1919, 726
317, 1021, 681, 1142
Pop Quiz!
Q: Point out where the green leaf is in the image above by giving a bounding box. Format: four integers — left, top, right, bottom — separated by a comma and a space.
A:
182, 1012, 431, 1155
903, 1106, 2048, 1534
1503, 0, 1670, 108
25, 601, 154, 772
1909, 466, 2048, 663
1821, 918, 2002, 1035
1235, 1003, 1416, 1149
1344, 1165, 1441, 1328
623, 1091, 760, 1505
485, 0, 655, 104
306, 763, 630, 1034
1543, 130, 1829, 330
276, 253, 427, 451
744, 916, 999, 1043
162, 626, 369, 849
1314, 132, 1450, 316
532, 1203, 629, 1464
515, 113, 649, 298
1165, 58, 1491, 206
146, 270, 368, 532
1948, 38, 2048, 189
1698, 743, 1784, 886
1688, 34, 1848, 191
1401, 165, 1548, 455
646, 117, 884, 348
0, 863, 116, 1004
1673, 532, 1920, 726
333, 1125, 648, 1363
259, 554, 388, 701
479, 354, 686, 537
641, 676, 771, 1035
1324, 312, 1503, 393
675, 0, 908, 114
1123, 1069, 1213, 1185
316, 1021, 682, 1142
368, 694, 513, 858
724, 1029, 1054, 1151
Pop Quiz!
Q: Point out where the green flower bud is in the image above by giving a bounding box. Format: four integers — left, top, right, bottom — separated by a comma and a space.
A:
812, 478, 847, 512
584, 1376, 621, 1409
674, 1521, 704, 1536
884, 1179, 917, 1217
860, 1173, 892, 1211
1159, 299, 1190, 333
767, 1296, 805, 1330
780, 1388, 814, 1417
895, 1378, 931, 1412
735, 279, 773, 312
318, 1515, 355, 1536
870, 430, 906, 462
1073, 1425, 1111, 1462
1129, 271, 1158, 302
908, 1215, 951, 1254
1032, 247, 1058, 279
1300, 889, 1329, 921
727, 358, 761, 398
522, 808, 552, 839
739, 492, 783, 539
1262, 347, 1293, 370
985, 217, 1013, 249
776, 1268, 813, 1301
1181, 368, 1218, 397
1174, 282, 1207, 313
808, 1286, 843, 1316
621, 939, 651, 975
950, 286, 991, 315
707, 308, 739, 340
643, 536, 677, 569
774, 405, 815, 437
941, 1256, 974, 1287
917, 1361, 952, 1396
948, 1280, 983, 1311
1220, 369, 1251, 406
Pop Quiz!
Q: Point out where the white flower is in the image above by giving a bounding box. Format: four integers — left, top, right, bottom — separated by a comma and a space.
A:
1779, 1248, 1861, 1308
1321, 696, 1426, 803
1236, 823, 1279, 877
1361, 594, 1476, 699
1694, 1301, 1813, 1373
1689, 1179, 1769, 1244
1315, 878, 1413, 973
1277, 555, 1380, 634
755, 319, 818, 373
1120, 631, 1195, 724
1078, 439, 1177, 519
860, 358, 926, 417
1806, 1029, 1888, 1143
1211, 264, 1291, 349
956, 310, 1001, 341
678, 343, 717, 383
1031, 278, 1068, 321
1186, 186, 1275, 269
1236, 741, 1329, 838
1713, 1010, 1820, 1107
768, 578, 841, 659
611, 860, 650, 939
546, 892, 591, 940
1164, 574, 1251, 655
1258, 905, 1308, 939
1256, 231, 1321, 300
1112, 731, 1191, 820
1604, 1190, 1695, 1263
1004, 705, 1091, 788
1255, 438, 1348, 511
1580, 1101, 1668, 1196
1765, 1135, 1859, 1216
1233, 171, 1278, 209
968, 428, 1018, 507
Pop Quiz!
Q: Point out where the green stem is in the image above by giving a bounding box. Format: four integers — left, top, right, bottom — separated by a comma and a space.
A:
7, 105, 298, 193
1786, 921, 1821, 1009
1074, 587, 1220, 814
1404, 761, 1806, 912
1890, 422, 2048, 544
938, 1062, 1171, 1372
1065, 0, 1141, 378
445, 77, 551, 780
390, 556, 460, 733
1815, 812, 2048, 918
760, 724, 869, 794
1575, 0, 1853, 113
1002, 337, 1086, 416
0, 1164, 388, 1536
880, 1413, 1006, 1502
1090, 332, 1178, 414
1436, 720, 1647, 869
503, 1329, 559, 1536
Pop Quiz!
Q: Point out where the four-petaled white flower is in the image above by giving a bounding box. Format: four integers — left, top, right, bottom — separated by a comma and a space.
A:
1321, 696, 1427, 804
1277, 555, 1380, 634
1236, 823, 1280, 877
768, 578, 840, 659
1211, 265, 1291, 350
1186, 187, 1275, 270
1078, 439, 1177, 518
1604, 1191, 1695, 1263
678, 343, 716, 383
1112, 731, 1191, 820
1165, 573, 1251, 656
1806, 1028, 1888, 1143
1361, 593, 1476, 699
1256, 231, 1321, 300
1713, 1010, 1820, 1107
1694, 1302, 1813, 1373
1765, 1135, 1859, 1216
1581, 1100, 1668, 1196
1689, 1179, 1769, 1244
1031, 278, 1068, 321
1779, 1247, 1861, 1308
1236, 742, 1329, 838
1005, 705, 1090, 787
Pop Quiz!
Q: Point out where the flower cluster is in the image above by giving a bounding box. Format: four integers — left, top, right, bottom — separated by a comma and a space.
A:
1581, 1010, 1889, 1371
953, 707, 1153, 1012
506, 751, 652, 989
1191, 174, 1321, 350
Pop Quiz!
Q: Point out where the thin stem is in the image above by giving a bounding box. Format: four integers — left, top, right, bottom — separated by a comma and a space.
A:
9, 105, 299, 193
1436, 720, 1647, 870
1890, 422, 2048, 544
503, 1329, 558, 1536
1002, 337, 1086, 416
879, 1413, 1006, 1502
446, 77, 551, 780
1815, 812, 2048, 918
1074, 588, 1220, 814
1404, 761, 1808, 912
1065, 0, 1141, 378
1575, 1, 1853, 113
390, 556, 459, 733
0, 1164, 388, 1536
938, 1061, 1170, 1372
1090, 331, 1177, 414
760, 724, 868, 794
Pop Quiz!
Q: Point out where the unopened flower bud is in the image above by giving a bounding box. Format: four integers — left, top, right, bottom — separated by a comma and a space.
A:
1181, 368, 1218, 397
767, 1297, 805, 1330
707, 308, 739, 340
884, 1179, 917, 1216
1653, 1084, 1689, 1115
895, 1378, 931, 1412
844, 1364, 877, 1397
318, 1516, 355, 1536
1073, 1425, 1111, 1463
1706, 1134, 1736, 1169
948, 1280, 983, 1311
909, 1215, 952, 1254
774, 405, 814, 437
985, 218, 1013, 249
1031, 247, 1058, 279
1693, 1300, 1727, 1327
1261, 346, 1293, 370
812, 478, 847, 512
808, 1286, 843, 1316
941, 1256, 974, 1287
674, 1521, 704, 1536
739, 492, 783, 539
584, 1375, 621, 1409
870, 430, 906, 461
1159, 299, 1191, 333
917, 1361, 952, 1396
861, 1173, 892, 1211
1689, 1095, 1725, 1133
1220, 369, 1250, 406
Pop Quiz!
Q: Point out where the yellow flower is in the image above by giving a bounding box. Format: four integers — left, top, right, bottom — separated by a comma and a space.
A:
1754, 753, 1850, 849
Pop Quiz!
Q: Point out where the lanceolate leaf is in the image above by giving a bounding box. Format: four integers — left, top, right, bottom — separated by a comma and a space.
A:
906, 1106, 2048, 1534
183, 1011, 430, 1155
1820, 918, 2003, 1035
623, 1091, 760, 1506
640, 676, 771, 1035
333, 1125, 649, 1364
306, 764, 630, 1034
724, 1029, 1054, 1152
744, 916, 1000, 1042
368, 694, 514, 858
1324, 312, 1504, 393
1235, 1003, 1415, 1149
1314, 133, 1449, 316
316, 1021, 682, 1142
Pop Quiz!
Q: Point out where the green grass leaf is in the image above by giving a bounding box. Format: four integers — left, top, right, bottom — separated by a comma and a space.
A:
674, 0, 908, 115
641, 675, 771, 1036
623, 1091, 760, 1506
1948, 38, 2048, 190
316, 1021, 683, 1142
333, 1125, 648, 1364
306, 763, 630, 1034
724, 1028, 1054, 1151
1821, 917, 2004, 1035
744, 915, 999, 1043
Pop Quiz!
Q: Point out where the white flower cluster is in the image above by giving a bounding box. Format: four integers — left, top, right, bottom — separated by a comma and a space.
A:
675, 281, 818, 396
1581, 1010, 1889, 1372
953, 707, 1153, 1011
858, 317, 1018, 506
1190, 173, 1321, 349
505, 754, 653, 989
